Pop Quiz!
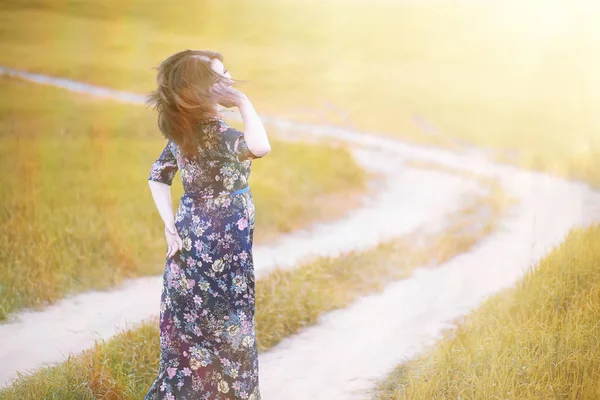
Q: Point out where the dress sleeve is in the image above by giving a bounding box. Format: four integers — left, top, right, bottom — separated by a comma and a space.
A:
222, 125, 260, 162
148, 140, 179, 186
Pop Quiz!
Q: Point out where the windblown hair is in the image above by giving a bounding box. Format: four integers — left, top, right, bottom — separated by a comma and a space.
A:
146, 49, 239, 158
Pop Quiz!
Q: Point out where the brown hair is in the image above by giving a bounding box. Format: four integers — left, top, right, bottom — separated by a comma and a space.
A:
146, 49, 240, 158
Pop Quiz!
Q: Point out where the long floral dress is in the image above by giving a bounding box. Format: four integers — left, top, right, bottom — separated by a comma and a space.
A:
145, 118, 261, 400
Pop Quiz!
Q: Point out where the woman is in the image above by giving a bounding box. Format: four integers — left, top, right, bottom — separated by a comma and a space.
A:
145, 49, 270, 400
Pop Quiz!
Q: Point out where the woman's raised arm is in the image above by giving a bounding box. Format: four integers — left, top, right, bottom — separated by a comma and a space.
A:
235, 95, 271, 158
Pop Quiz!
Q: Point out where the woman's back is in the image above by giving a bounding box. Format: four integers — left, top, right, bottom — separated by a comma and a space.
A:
148, 118, 257, 198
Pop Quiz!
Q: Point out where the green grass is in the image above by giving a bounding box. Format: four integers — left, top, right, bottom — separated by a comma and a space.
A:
0, 75, 367, 320
372, 223, 600, 400
0, 173, 511, 399
0, 0, 599, 186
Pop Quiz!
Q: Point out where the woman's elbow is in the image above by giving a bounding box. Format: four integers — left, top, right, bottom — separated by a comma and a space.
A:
252, 144, 271, 158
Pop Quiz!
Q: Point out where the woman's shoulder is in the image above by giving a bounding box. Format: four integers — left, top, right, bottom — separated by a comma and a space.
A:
208, 118, 242, 139
196, 117, 230, 133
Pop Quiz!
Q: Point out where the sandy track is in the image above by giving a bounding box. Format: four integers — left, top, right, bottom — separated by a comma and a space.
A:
258, 170, 599, 400
1, 67, 598, 399
0, 146, 477, 387
0, 158, 476, 387
0, 66, 481, 387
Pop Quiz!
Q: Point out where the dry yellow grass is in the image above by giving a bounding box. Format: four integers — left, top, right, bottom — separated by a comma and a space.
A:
2, 0, 597, 396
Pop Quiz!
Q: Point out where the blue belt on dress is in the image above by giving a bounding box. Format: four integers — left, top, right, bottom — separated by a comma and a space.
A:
184, 186, 250, 199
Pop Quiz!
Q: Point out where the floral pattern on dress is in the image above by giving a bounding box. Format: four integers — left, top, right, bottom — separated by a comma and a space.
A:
145, 119, 261, 400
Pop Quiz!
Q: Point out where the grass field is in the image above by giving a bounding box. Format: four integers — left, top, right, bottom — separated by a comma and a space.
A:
1, 0, 598, 396
0, 76, 367, 320
0, 0, 598, 186
0, 174, 511, 398
373, 223, 600, 400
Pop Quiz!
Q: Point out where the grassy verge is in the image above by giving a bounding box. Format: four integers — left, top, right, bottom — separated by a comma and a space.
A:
372, 223, 600, 400
0, 0, 598, 187
0, 75, 367, 320
0, 171, 513, 398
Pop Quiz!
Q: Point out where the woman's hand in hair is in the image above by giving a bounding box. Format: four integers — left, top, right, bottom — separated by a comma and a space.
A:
212, 84, 248, 108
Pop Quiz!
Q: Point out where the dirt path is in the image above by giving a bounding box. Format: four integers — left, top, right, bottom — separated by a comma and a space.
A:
0, 160, 476, 388
248, 107, 599, 399
258, 169, 600, 400
1, 67, 598, 398
0, 66, 483, 387
0, 145, 477, 387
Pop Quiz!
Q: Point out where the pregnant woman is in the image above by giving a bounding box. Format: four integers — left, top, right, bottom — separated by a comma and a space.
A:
145, 49, 270, 400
